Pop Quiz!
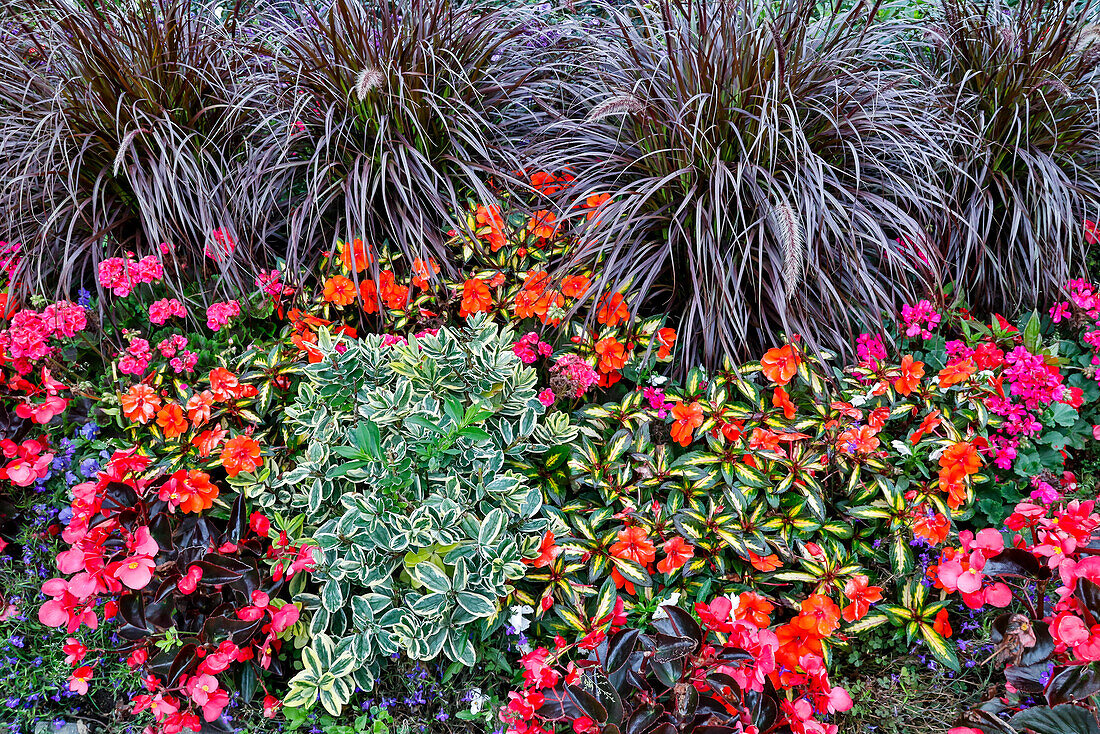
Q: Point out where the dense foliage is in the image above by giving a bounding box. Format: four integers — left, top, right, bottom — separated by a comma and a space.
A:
3, 0, 1100, 733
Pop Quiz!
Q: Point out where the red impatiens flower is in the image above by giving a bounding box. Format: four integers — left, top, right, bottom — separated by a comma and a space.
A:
734, 591, 775, 628
221, 435, 262, 477
459, 278, 492, 317
933, 608, 953, 638
526, 531, 561, 568
323, 275, 357, 306
656, 536, 694, 574
610, 526, 655, 566
841, 574, 884, 622
893, 354, 925, 396
772, 386, 796, 420
670, 401, 704, 447
760, 345, 801, 386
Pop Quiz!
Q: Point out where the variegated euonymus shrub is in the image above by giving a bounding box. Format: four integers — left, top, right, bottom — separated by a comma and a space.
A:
274, 316, 575, 714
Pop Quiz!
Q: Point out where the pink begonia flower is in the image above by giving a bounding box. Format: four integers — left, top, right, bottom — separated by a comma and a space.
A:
828, 686, 853, 713
270, 603, 301, 633
983, 582, 1012, 607
68, 665, 93, 695
1075, 628, 1100, 661
1056, 614, 1091, 646
186, 673, 220, 706
973, 528, 1004, 554
130, 526, 160, 557
113, 555, 156, 589
177, 565, 202, 595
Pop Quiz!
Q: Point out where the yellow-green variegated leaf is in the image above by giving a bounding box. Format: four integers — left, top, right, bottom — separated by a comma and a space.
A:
919, 623, 960, 671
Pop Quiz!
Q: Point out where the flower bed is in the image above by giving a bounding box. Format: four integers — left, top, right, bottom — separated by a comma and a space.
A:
1, 187, 1100, 733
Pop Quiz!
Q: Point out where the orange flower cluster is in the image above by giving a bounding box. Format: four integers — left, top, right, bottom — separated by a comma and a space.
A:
119, 369, 258, 471
938, 440, 982, 509
608, 526, 694, 594
774, 594, 841, 682
158, 469, 219, 513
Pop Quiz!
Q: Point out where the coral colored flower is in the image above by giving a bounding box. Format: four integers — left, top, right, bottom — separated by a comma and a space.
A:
760, 345, 801, 386
939, 441, 981, 483
323, 275, 357, 306
120, 384, 161, 424
459, 278, 492, 317
611, 526, 656, 567
909, 409, 942, 444
560, 275, 589, 298
794, 594, 841, 639
186, 390, 215, 426
526, 210, 557, 239
893, 355, 925, 396
912, 511, 949, 545
596, 293, 630, 326
411, 258, 439, 289
221, 435, 262, 477
734, 591, 774, 628
657, 536, 694, 574
594, 337, 628, 374
654, 327, 676, 360
748, 551, 782, 572
155, 403, 188, 439
772, 386, 796, 420
938, 358, 976, 387
339, 238, 371, 273
841, 574, 883, 622
670, 401, 703, 447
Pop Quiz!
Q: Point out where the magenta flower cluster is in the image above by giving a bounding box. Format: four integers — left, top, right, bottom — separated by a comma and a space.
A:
0, 301, 86, 374
97, 254, 164, 297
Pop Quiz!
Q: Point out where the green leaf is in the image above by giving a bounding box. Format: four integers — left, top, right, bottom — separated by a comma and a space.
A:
917, 623, 959, 672
412, 563, 452, 594
478, 508, 506, 547
1023, 310, 1042, 352
455, 592, 496, 618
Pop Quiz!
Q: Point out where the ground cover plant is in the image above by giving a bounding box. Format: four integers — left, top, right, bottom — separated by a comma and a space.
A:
4, 0, 1100, 733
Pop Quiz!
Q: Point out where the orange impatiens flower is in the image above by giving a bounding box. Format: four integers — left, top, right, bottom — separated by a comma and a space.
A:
379, 270, 409, 310
160, 469, 220, 514
760, 345, 801, 386
657, 536, 694, 574
670, 401, 704, 447
459, 278, 492, 317
594, 337, 628, 374
323, 275, 357, 306
893, 355, 925, 396
583, 193, 611, 220
208, 368, 241, 402
610, 525, 656, 595
526, 210, 557, 240
909, 409, 942, 445
654, 327, 676, 360
611, 526, 656, 566
793, 594, 842, 639
837, 425, 880, 454
596, 293, 630, 327
938, 358, 976, 388
359, 277, 379, 314
221, 435, 262, 477
411, 258, 439, 289
193, 426, 228, 458
912, 509, 950, 545
156, 403, 188, 440
748, 550, 782, 572
735, 591, 775, 629
560, 275, 590, 298
841, 574, 884, 622
120, 384, 161, 424
475, 204, 507, 251
339, 238, 371, 273
939, 441, 981, 483
186, 390, 215, 427
772, 386, 796, 420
